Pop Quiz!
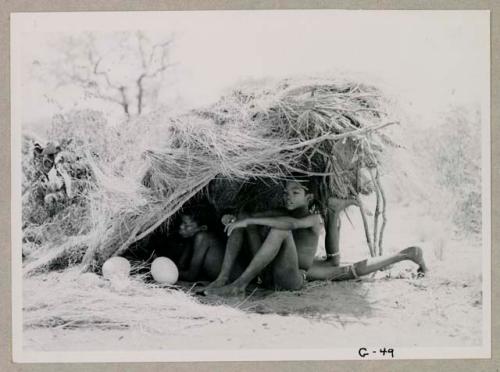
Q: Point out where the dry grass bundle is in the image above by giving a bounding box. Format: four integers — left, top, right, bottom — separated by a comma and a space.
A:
23, 269, 242, 333
23, 77, 399, 274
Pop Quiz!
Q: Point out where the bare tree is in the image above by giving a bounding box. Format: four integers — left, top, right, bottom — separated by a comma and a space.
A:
41, 31, 175, 117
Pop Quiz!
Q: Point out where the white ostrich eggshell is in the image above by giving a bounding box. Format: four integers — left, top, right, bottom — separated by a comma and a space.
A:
102, 257, 131, 280
151, 257, 179, 285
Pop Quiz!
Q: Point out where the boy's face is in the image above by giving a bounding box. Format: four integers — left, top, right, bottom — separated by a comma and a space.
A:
283, 181, 312, 211
179, 215, 202, 238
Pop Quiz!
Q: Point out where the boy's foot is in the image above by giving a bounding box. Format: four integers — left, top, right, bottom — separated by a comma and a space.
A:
326, 254, 340, 266
204, 284, 246, 297
401, 246, 428, 275
205, 277, 228, 289
195, 277, 228, 295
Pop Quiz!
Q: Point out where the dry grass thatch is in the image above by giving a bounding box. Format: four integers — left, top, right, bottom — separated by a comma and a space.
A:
23, 77, 400, 274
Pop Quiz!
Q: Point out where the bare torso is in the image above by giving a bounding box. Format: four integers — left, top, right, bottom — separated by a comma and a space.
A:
292, 227, 320, 270
261, 209, 321, 270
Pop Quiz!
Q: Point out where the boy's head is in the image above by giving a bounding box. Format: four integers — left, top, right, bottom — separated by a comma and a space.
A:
283, 179, 314, 211
178, 209, 208, 238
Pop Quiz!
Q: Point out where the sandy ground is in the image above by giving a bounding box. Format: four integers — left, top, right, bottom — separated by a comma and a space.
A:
22, 205, 484, 351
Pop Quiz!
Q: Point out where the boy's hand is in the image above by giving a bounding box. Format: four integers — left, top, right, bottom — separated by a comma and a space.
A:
221, 214, 237, 226
224, 219, 248, 236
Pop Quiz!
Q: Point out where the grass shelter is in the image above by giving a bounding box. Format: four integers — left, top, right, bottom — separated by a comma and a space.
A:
22, 77, 401, 275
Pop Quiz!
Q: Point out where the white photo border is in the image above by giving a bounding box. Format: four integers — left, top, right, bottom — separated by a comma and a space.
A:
10, 10, 492, 363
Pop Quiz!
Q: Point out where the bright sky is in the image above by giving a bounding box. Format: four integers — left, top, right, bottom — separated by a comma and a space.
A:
13, 10, 489, 129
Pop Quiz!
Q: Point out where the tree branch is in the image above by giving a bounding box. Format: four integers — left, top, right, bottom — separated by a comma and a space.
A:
357, 195, 376, 258
136, 74, 146, 115
136, 32, 147, 70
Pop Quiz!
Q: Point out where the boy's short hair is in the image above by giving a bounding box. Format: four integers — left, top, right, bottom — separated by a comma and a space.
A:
288, 173, 316, 195
288, 174, 322, 213
180, 205, 212, 228
296, 179, 313, 193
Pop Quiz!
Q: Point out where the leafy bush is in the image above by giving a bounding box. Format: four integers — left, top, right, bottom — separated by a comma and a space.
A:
410, 105, 482, 236
22, 109, 106, 262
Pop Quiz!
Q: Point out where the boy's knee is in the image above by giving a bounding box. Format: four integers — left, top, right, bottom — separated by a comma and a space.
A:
194, 231, 210, 245
268, 228, 291, 238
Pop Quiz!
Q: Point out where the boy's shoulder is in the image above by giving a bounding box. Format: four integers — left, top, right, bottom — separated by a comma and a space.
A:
193, 230, 217, 244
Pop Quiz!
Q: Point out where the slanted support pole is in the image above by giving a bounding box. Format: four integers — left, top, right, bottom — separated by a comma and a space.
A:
370, 167, 382, 256
375, 170, 387, 256
356, 194, 376, 257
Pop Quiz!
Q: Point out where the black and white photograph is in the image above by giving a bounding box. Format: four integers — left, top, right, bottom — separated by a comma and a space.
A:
11, 10, 490, 362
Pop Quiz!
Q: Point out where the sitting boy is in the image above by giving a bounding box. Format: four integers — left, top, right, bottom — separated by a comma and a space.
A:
204, 179, 427, 296
177, 208, 242, 282
177, 209, 224, 282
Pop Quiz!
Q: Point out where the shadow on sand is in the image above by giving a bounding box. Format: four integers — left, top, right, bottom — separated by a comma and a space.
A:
181, 279, 376, 323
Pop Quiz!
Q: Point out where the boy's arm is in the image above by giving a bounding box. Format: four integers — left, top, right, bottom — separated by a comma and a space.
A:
248, 209, 287, 218
221, 209, 286, 226
226, 215, 322, 235
179, 235, 210, 282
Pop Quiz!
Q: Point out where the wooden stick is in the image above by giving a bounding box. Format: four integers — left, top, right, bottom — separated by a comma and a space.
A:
356, 195, 375, 257
369, 168, 382, 256
280, 121, 399, 152
375, 171, 388, 255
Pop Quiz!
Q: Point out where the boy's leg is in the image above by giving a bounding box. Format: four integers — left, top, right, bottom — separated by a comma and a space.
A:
307, 246, 427, 281
325, 197, 358, 266
245, 224, 276, 285
205, 228, 300, 296
204, 227, 245, 288
200, 240, 247, 282
202, 239, 225, 281
352, 246, 427, 276
204, 218, 266, 290
268, 232, 304, 291
245, 224, 265, 255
